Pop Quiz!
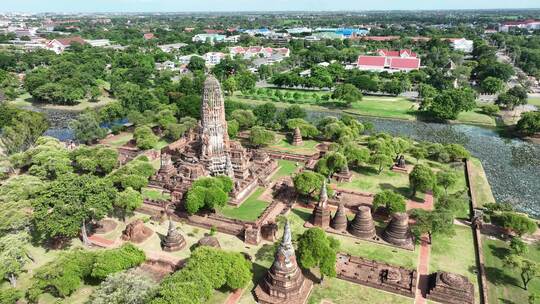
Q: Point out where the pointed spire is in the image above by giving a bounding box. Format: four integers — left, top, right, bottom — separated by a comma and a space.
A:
319, 179, 328, 208
282, 219, 292, 247
168, 219, 175, 232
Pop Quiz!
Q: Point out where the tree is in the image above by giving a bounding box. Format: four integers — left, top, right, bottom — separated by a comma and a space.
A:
496, 86, 528, 109
297, 228, 339, 282
249, 126, 275, 147
369, 152, 393, 174
480, 76, 504, 94
293, 171, 326, 199
516, 111, 540, 135
0, 232, 30, 287
0, 287, 22, 304
436, 171, 458, 195
315, 152, 347, 177
418, 83, 438, 109
410, 146, 428, 163
236, 72, 257, 93
410, 209, 455, 241
108, 157, 155, 191
504, 255, 540, 290
429, 88, 476, 120
222, 77, 237, 96
91, 244, 146, 280
510, 237, 529, 256
492, 212, 537, 237
185, 176, 232, 214
231, 109, 256, 129
133, 126, 158, 150
227, 120, 239, 138
409, 164, 436, 197
114, 187, 143, 221
373, 190, 406, 214
32, 174, 117, 246
331, 83, 363, 105
89, 270, 157, 304
69, 112, 108, 144
187, 56, 206, 72
0, 109, 49, 155
70, 146, 119, 175
286, 118, 319, 138
253, 103, 277, 125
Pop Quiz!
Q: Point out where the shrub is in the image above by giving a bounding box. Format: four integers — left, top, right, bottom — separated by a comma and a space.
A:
373, 190, 406, 214
91, 244, 146, 280
133, 126, 158, 150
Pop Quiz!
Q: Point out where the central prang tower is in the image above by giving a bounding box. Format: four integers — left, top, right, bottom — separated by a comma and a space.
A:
199, 75, 233, 176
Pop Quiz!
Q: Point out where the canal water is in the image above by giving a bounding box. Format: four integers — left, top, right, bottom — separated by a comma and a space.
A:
33, 106, 540, 216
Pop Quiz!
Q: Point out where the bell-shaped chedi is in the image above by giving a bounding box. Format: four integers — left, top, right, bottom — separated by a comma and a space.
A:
254, 220, 313, 304
382, 212, 413, 246
292, 127, 303, 146
161, 220, 186, 252
331, 202, 348, 231
312, 179, 331, 228
348, 206, 376, 239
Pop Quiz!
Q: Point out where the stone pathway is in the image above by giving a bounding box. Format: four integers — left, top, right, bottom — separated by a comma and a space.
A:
415, 236, 431, 304
88, 234, 118, 248
406, 191, 434, 212
224, 288, 244, 304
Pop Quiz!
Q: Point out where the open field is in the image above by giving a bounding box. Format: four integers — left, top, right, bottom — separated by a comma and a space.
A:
430, 225, 480, 304
272, 159, 300, 180
101, 132, 133, 148
528, 97, 540, 107
219, 187, 269, 221
348, 96, 418, 120
266, 134, 319, 155
9, 92, 116, 112
469, 158, 496, 207
141, 187, 171, 201
483, 237, 540, 304
456, 109, 496, 127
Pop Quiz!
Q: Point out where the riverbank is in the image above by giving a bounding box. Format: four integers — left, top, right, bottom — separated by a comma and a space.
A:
8, 92, 116, 112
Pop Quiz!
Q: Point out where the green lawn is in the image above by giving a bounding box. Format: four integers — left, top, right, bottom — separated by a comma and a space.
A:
289, 207, 418, 269
267, 134, 319, 155
469, 158, 496, 207
430, 225, 480, 304
483, 237, 540, 304
308, 277, 413, 304
141, 187, 171, 201
272, 159, 300, 181
219, 187, 269, 221
103, 133, 133, 148
348, 96, 418, 120
528, 97, 540, 107
456, 109, 496, 127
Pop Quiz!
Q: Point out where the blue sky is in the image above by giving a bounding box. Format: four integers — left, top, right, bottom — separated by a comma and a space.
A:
2, 0, 539, 13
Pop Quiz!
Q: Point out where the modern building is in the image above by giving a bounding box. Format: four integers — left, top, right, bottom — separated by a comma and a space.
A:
45, 36, 87, 54
203, 52, 226, 65
499, 19, 540, 32
448, 38, 474, 53
192, 33, 226, 44
158, 43, 188, 53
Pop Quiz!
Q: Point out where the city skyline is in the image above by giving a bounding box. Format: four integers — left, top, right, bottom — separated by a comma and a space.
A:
2, 0, 540, 13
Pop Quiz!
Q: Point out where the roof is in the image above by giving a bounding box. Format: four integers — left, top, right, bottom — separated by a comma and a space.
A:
390, 58, 421, 69
357, 56, 386, 67
52, 36, 86, 46
361, 36, 399, 41
143, 33, 154, 40
377, 49, 417, 58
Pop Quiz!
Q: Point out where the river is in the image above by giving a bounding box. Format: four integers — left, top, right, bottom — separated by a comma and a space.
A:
33, 106, 540, 216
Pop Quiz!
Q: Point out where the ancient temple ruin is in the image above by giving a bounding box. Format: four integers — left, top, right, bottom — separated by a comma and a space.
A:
312, 180, 331, 228
161, 220, 186, 252
382, 212, 413, 246
292, 127, 303, 146
254, 220, 313, 304
150, 75, 277, 205
426, 272, 475, 304
331, 202, 348, 231
348, 206, 376, 239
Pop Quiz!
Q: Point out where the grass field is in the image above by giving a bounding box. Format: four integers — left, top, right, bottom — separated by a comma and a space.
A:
141, 187, 170, 201
430, 225, 480, 304
267, 134, 319, 155
456, 109, 496, 127
308, 277, 413, 304
483, 237, 540, 304
348, 96, 418, 120
9, 92, 116, 112
272, 159, 300, 181
469, 158, 496, 207
102, 132, 133, 148
528, 97, 540, 107
219, 187, 269, 221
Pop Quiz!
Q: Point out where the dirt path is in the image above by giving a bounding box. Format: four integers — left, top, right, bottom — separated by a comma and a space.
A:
224, 288, 244, 304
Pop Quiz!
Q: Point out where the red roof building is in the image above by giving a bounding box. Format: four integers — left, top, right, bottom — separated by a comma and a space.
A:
357, 49, 420, 72
143, 33, 155, 40
45, 36, 87, 54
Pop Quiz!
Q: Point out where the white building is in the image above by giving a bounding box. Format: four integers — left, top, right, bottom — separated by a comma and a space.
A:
85, 39, 111, 47
499, 20, 540, 32
449, 38, 474, 53
203, 52, 226, 65
177, 54, 204, 65
158, 43, 187, 53
192, 34, 226, 44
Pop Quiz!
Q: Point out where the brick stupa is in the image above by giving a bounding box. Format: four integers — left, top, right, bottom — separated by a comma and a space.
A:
254, 220, 313, 304
292, 127, 303, 146
382, 212, 413, 246
330, 202, 348, 231
348, 206, 376, 239
161, 220, 186, 252
426, 272, 475, 304
311, 180, 331, 228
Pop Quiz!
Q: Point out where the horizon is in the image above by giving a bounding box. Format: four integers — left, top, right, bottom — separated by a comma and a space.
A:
2, 0, 540, 14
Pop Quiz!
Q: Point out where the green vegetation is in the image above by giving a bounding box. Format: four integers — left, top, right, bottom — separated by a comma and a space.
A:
267, 135, 319, 155
468, 158, 496, 206
483, 237, 540, 304
430, 225, 480, 304
141, 187, 170, 201
272, 160, 299, 180
219, 187, 269, 221
348, 96, 417, 120
308, 277, 412, 304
